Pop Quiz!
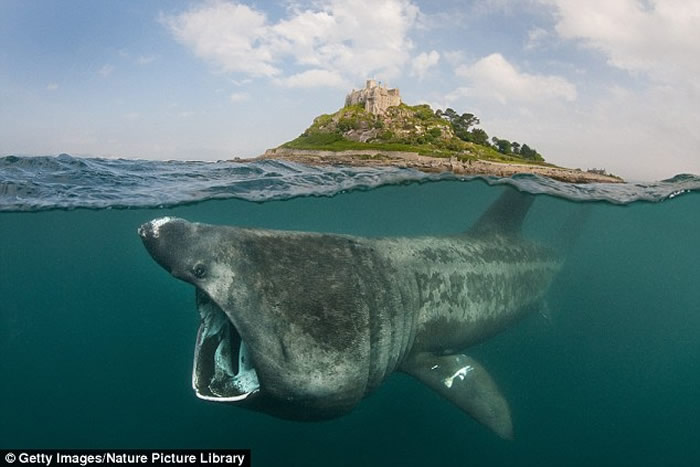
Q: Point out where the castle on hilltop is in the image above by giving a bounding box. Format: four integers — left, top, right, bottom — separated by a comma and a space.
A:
345, 79, 401, 115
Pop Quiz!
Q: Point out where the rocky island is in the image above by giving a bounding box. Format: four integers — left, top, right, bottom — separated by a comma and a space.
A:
257, 80, 622, 184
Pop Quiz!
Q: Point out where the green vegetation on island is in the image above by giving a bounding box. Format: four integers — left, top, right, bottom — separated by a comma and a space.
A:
281, 103, 548, 165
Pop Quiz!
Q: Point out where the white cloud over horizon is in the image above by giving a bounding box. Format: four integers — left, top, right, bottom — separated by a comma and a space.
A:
136, 55, 156, 65
163, 0, 421, 86
277, 69, 350, 89
162, 2, 277, 76
229, 91, 250, 103
540, 0, 700, 86
410, 50, 440, 80
526, 0, 700, 179
452, 53, 577, 104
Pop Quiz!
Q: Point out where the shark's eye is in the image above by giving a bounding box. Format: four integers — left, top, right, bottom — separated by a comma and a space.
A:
193, 264, 207, 279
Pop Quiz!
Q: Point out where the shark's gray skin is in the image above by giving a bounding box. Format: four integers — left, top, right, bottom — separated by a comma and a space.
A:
138, 189, 561, 439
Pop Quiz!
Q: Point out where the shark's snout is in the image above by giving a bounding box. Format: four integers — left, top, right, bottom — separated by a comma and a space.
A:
138, 217, 176, 240
137, 222, 151, 240
137, 216, 262, 403
138, 217, 187, 275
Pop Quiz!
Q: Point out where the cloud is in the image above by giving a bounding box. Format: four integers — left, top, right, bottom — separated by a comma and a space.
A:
118, 49, 157, 65
136, 55, 156, 65
230, 92, 250, 103
525, 27, 550, 50
230, 78, 252, 86
163, 0, 420, 83
443, 54, 699, 179
46, 83, 59, 91
522, 0, 700, 179
277, 69, 349, 88
98, 64, 115, 77
483, 82, 700, 180
453, 53, 576, 104
410, 50, 440, 80
269, 0, 419, 80
539, 0, 700, 86
442, 50, 466, 67
163, 1, 277, 76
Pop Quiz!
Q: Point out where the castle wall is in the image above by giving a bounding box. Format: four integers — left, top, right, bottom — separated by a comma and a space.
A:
345, 80, 401, 115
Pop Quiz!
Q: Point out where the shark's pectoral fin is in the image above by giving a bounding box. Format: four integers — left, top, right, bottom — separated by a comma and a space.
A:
401, 352, 513, 440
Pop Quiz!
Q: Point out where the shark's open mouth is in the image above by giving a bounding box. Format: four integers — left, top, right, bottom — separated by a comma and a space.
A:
192, 291, 260, 402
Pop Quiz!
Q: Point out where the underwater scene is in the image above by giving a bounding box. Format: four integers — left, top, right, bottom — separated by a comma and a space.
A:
2, 155, 700, 466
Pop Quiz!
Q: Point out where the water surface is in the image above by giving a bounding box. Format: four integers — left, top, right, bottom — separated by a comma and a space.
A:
1, 155, 699, 466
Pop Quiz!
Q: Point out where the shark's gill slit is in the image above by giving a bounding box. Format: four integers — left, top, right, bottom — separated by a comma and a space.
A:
193, 295, 260, 401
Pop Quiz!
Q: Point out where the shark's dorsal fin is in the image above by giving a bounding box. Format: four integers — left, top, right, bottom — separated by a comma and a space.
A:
553, 203, 592, 254
470, 188, 534, 236
401, 352, 513, 440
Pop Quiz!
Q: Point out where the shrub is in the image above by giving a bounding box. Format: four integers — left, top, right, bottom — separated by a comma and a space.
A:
313, 114, 333, 127
378, 130, 394, 141
412, 104, 435, 121
428, 127, 442, 138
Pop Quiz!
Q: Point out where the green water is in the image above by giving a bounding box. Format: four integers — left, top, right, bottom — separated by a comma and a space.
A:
2, 180, 699, 466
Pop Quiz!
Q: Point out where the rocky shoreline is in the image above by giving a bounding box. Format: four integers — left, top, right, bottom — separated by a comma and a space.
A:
257, 148, 624, 184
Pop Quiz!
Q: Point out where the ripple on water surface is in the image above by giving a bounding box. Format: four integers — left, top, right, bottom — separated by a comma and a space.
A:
1, 154, 698, 212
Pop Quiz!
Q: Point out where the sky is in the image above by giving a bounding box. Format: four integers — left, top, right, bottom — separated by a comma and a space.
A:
1, 0, 699, 181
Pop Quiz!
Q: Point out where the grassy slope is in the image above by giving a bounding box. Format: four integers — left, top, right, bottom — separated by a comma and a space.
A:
280, 104, 551, 166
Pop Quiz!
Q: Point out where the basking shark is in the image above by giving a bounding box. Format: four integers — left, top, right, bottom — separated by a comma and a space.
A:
138, 189, 563, 439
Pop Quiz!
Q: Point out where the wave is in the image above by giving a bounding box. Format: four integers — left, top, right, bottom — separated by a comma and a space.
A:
1, 154, 698, 212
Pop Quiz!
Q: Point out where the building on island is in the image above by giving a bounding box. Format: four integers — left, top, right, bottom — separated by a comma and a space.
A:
345, 79, 401, 115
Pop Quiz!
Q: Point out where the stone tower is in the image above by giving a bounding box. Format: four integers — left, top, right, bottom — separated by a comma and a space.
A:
345, 80, 401, 115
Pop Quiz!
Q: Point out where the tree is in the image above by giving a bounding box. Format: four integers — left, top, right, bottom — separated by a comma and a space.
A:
436, 107, 542, 156
459, 113, 480, 130
492, 137, 512, 154
469, 128, 489, 146
497, 139, 512, 154
451, 112, 479, 134
437, 108, 459, 121
519, 144, 544, 161
438, 108, 485, 144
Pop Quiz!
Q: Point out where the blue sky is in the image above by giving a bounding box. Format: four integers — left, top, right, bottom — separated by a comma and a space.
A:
1, 0, 699, 180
